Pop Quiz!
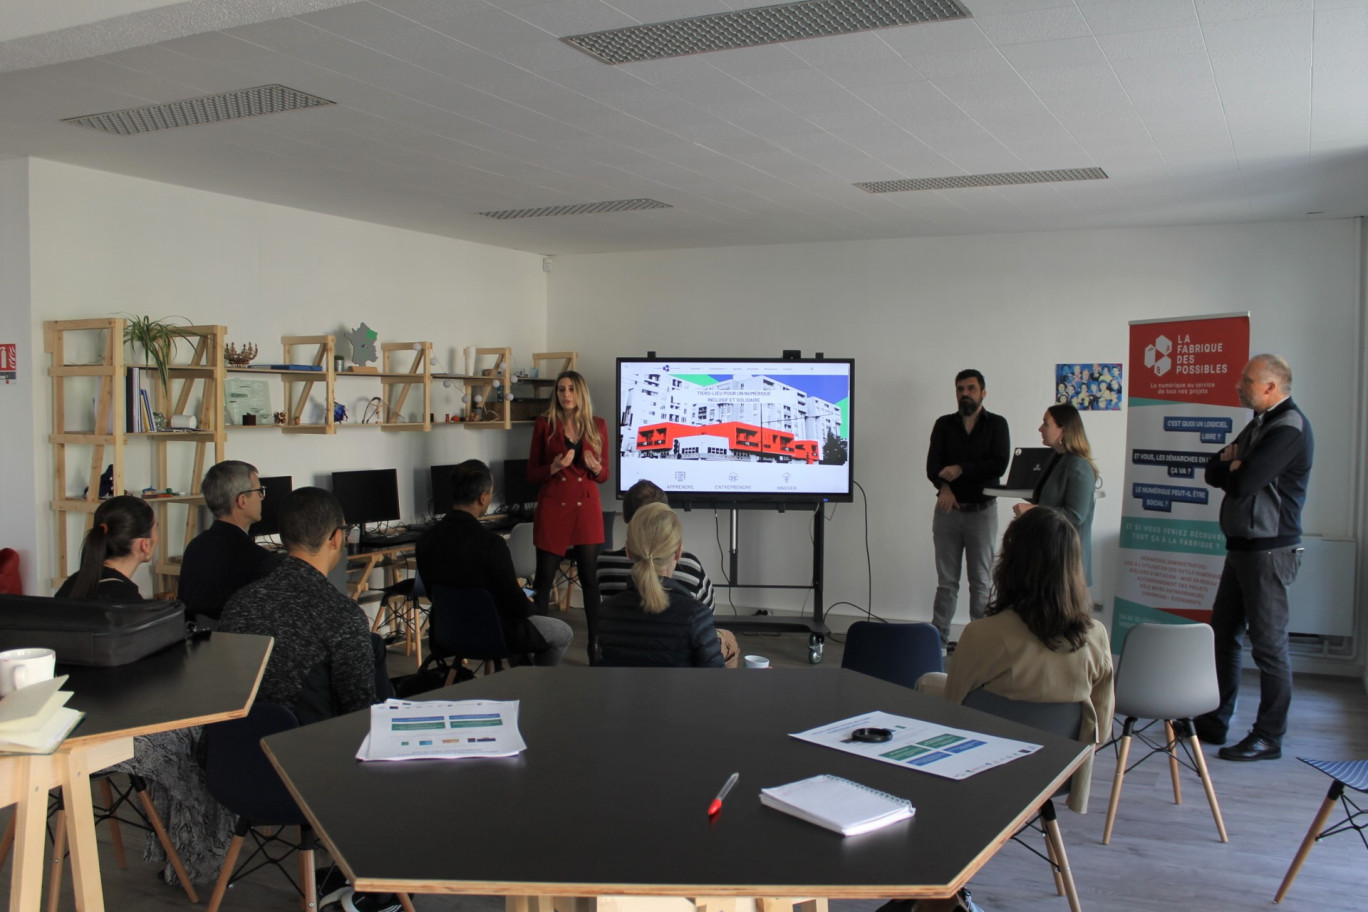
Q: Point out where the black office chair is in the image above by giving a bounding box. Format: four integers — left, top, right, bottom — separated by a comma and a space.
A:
203, 702, 318, 912
1275, 757, 1368, 902
428, 586, 514, 682
375, 571, 429, 665
962, 689, 1085, 912
840, 621, 943, 690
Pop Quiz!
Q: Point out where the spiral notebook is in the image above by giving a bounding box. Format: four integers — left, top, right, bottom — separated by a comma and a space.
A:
760, 774, 914, 836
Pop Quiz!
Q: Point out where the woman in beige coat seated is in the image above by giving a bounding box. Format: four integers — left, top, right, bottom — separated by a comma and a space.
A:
919, 505, 1114, 815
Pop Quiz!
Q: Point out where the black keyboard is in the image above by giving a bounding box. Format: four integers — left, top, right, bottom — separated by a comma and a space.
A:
360, 528, 425, 546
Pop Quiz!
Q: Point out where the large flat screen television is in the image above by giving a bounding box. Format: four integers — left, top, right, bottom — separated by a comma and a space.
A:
248, 475, 293, 537
331, 468, 401, 526
616, 357, 854, 504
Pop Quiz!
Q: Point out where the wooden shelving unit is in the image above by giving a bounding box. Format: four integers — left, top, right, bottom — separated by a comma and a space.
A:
46, 320, 574, 590
44, 319, 225, 593
434, 347, 513, 429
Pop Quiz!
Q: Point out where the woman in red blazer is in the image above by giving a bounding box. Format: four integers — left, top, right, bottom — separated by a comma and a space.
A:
528, 370, 609, 662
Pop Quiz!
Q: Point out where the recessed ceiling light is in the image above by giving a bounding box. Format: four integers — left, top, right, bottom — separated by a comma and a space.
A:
64, 85, 334, 136
478, 199, 673, 220
855, 167, 1108, 193
564, 0, 971, 65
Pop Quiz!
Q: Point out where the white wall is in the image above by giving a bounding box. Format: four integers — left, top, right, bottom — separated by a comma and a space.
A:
548, 221, 1364, 649
0, 159, 38, 594
24, 159, 547, 591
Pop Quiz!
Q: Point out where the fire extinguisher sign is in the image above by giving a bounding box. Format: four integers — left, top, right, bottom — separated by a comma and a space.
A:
1, 343, 16, 382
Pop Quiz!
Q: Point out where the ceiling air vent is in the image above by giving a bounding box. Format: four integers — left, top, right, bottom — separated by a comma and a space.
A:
564, 0, 971, 64
856, 167, 1109, 193
64, 85, 334, 136
478, 199, 672, 220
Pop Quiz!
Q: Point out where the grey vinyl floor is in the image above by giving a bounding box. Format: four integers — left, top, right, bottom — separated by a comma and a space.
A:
6, 608, 1366, 912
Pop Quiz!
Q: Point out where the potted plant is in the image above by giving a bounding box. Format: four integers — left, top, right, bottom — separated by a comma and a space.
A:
120, 313, 189, 394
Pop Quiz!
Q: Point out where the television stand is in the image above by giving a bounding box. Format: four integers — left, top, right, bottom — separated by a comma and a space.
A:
710, 503, 830, 664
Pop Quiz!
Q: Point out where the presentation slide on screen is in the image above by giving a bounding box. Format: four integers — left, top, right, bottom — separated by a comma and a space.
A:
617, 359, 852, 499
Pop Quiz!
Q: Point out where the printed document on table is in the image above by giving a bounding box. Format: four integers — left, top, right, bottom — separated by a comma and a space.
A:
357, 699, 525, 761
791, 710, 1040, 781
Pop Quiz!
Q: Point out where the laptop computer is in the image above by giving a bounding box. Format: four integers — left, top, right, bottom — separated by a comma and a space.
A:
984, 447, 1054, 498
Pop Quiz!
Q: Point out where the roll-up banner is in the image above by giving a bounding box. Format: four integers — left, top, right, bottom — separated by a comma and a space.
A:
1113, 313, 1250, 644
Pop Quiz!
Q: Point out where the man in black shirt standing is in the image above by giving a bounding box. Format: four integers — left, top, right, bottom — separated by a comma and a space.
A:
926, 369, 1011, 647
179, 460, 280, 627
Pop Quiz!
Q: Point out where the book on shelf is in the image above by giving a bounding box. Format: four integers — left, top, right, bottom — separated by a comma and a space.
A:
760, 774, 914, 836
0, 676, 84, 755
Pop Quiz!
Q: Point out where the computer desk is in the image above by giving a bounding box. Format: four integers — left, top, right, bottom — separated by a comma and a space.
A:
263, 668, 1090, 907
4, 633, 271, 912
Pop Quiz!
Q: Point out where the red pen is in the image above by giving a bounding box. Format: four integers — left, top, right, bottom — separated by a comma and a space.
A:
708, 772, 739, 816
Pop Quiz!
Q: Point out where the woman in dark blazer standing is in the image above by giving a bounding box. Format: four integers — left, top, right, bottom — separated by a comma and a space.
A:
528, 370, 610, 661
1014, 403, 1100, 586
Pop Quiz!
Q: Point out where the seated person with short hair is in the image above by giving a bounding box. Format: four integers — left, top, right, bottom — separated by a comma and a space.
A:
598, 480, 739, 667
597, 502, 724, 668
416, 460, 572, 667
219, 487, 379, 725
178, 459, 281, 626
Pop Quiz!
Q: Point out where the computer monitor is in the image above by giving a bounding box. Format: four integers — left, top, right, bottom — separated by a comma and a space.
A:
503, 458, 538, 515
248, 475, 292, 537
331, 468, 401, 527
429, 463, 460, 517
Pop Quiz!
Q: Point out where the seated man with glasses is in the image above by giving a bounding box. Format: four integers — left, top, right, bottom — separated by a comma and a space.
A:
220, 487, 381, 724
178, 459, 282, 628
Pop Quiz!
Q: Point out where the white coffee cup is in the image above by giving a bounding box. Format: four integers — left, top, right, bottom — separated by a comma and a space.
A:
743, 654, 771, 669
0, 647, 57, 696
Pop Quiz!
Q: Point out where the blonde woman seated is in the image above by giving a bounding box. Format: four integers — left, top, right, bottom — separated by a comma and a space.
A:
919, 506, 1113, 814
596, 502, 725, 668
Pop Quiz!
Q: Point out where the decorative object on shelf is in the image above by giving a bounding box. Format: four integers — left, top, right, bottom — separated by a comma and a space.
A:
273, 411, 286, 426
153, 412, 169, 431
514, 368, 529, 380
344, 323, 379, 369
242, 414, 256, 426
224, 342, 258, 367
463, 345, 477, 375
119, 313, 189, 393
334, 401, 348, 423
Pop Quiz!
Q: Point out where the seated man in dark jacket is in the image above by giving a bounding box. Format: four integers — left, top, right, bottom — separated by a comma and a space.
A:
178, 460, 281, 627
219, 487, 377, 725
416, 460, 572, 666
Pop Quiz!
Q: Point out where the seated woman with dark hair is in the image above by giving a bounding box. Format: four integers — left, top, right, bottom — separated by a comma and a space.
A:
56, 495, 157, 599
937, 506, 1114, 813
596, 503, 724, 668
54, 495, 235, 889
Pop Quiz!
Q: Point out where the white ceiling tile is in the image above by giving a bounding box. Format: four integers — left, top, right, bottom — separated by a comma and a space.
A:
774, 88, 869, 116
705, 43, 809, 77
904, 46, 1014, 79
997, 36, 1108, 70
736, 66, 839, 97
1196, 0, 1314, 24
819, 57, 925, 89
1078, 0, 1199, 34
877, 20, 990, 56
1095, 26, 1207, 60
295, 4, 420, 40
973, 6, 1093, 45
1201, 13, 1313, 53
504, 0, 638, 35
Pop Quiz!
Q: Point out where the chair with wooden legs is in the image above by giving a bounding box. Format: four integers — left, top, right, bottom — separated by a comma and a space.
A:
374, 571, 429, 666
962, 689, 1085, 912
1274, 757, 1368, 902
204, 701, 320, 912
1101, 622, 1228, 844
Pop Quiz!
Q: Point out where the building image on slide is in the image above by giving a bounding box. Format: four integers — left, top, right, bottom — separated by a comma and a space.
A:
619, 369, 846, 464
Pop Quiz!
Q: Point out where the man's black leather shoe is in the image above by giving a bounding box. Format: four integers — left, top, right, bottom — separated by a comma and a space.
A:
1193, 713, 1228, 746
1218, 733, 1281, 761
